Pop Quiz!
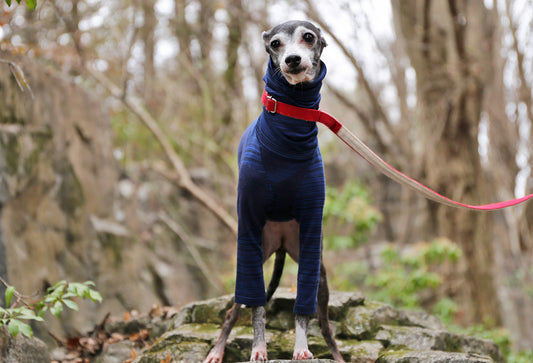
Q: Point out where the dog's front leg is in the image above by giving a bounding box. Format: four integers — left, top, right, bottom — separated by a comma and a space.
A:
293, 314, 313, 360
251, 306, 268, 361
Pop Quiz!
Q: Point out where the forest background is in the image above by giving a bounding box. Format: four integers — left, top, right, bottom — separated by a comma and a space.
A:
1, 0, 532, 360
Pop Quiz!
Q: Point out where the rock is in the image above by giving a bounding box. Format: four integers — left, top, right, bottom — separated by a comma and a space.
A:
375, 325, 503, 362
0, 326, 51, 363
103, 290, 502, 363
94, 340, 134, 363
0, 55, 230, 344
376, 349, 494, 363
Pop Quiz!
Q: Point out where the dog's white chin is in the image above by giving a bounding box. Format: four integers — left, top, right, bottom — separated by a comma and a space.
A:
282, 70, 315, 85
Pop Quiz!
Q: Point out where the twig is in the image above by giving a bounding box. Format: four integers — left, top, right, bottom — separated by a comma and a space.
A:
0, 277, 32, 308
0, 59, 34, 99
303, 0, 407, 157
157, 213, 222, 293
86, 66, 238, 236
48, 330, 68, 347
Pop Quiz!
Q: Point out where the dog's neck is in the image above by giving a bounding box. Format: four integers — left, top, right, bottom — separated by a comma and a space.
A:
263, 58, 327, 110
256, 58, 327, 160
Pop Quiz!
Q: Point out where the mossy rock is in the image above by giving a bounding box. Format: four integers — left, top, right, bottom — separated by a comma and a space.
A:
190, 295, 235, 325
341, 305, 382, 339
339, 340, 383, 363
133, 340, 211, 363
123, 292, 504, 363
376, 349, 494, 363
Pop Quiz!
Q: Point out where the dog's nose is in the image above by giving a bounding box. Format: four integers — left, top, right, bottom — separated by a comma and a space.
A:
285, 55, 301, 67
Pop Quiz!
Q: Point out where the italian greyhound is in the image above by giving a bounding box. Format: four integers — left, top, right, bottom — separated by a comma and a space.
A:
204, 20, 344, 362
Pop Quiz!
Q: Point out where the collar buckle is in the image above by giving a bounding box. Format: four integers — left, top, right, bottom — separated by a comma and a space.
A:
265, 95, 278, 114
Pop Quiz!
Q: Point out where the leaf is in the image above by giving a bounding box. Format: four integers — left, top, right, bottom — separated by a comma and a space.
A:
6, 0, 12, 7
18, 308, 44, 321
19, 321, 33, 338
7, 319, 33, 338
63, 299, 79, 312
26, 0, 36, 10
50, 301, 63, 318
89, 290, 103, 303
5, 286, 15, 307
8, 320, 19, 337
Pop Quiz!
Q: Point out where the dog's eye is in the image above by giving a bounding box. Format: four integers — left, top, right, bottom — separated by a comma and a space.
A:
270, 39, 281, 49
303, 32, 315, 43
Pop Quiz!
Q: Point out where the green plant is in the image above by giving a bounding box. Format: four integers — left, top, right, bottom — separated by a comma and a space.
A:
1, 280, 102, 338
4, 0, 36, 9
365, 239, 462, 309
323, 181, 382, 250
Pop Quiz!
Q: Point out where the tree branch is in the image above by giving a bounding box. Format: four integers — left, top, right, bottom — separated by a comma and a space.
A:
86, 66, 238, 236
303, 0, 406, 158
158, 213, 222, 293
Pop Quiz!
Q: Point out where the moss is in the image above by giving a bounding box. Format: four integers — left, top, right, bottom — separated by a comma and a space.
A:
2, 135, 20, 175
444, 333, 464, 353
375, 347, 414, 362
191, 297, 234, 325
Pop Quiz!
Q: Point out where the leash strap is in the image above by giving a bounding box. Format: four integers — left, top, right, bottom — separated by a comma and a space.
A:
262, 90, 533, 210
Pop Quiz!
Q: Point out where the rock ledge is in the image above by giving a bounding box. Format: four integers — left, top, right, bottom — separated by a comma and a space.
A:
123, 290, 503, 363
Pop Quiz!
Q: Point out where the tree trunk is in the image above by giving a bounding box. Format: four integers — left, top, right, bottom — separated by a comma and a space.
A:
394, 0, 501, 324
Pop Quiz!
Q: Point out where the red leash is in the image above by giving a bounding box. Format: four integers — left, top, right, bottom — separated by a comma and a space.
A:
262, 90, 533, 210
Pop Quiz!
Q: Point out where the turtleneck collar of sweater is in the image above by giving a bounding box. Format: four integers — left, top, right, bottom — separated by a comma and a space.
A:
255, 58, 327, 160
263, 57, 327, 110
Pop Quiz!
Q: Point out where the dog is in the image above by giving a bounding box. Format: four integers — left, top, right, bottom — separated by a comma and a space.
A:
204, 20, 344, 362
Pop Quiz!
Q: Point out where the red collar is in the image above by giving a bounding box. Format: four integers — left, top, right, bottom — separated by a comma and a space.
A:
261, 90, 342, 133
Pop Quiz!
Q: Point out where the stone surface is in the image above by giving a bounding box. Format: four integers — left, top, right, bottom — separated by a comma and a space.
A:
0, 54, 227, 344
376, 349, 494, 363
119, 290, 502, 363
0, 326, 51, 363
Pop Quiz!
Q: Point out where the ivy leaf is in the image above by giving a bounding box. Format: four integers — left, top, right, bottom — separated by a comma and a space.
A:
5, 286, 15, 307
6, 0, 12, 7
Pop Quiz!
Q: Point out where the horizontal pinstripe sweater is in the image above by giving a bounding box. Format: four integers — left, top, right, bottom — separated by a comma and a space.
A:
235, 58, 327, 315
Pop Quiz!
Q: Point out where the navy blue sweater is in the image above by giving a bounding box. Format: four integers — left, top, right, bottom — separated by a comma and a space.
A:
235, 59, 327, 315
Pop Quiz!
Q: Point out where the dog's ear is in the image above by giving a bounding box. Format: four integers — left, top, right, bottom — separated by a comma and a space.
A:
262, 30, 272, 54
317, 28, 328, 51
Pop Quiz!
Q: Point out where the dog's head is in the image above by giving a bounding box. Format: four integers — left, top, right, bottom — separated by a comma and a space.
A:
262, 20, 327, 85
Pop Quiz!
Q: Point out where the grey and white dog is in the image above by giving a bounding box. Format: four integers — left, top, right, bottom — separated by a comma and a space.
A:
204, 20, 344, 363
263, 20, 327, 85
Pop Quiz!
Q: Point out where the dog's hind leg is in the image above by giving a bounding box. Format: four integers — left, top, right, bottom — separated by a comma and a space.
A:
203, 302, 241, 363
318, 262, 345, 362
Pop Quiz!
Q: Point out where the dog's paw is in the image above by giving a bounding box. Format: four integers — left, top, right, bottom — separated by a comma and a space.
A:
293, 348, 313, 360
203, 348, 224, 363
250, 347, 268, 362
